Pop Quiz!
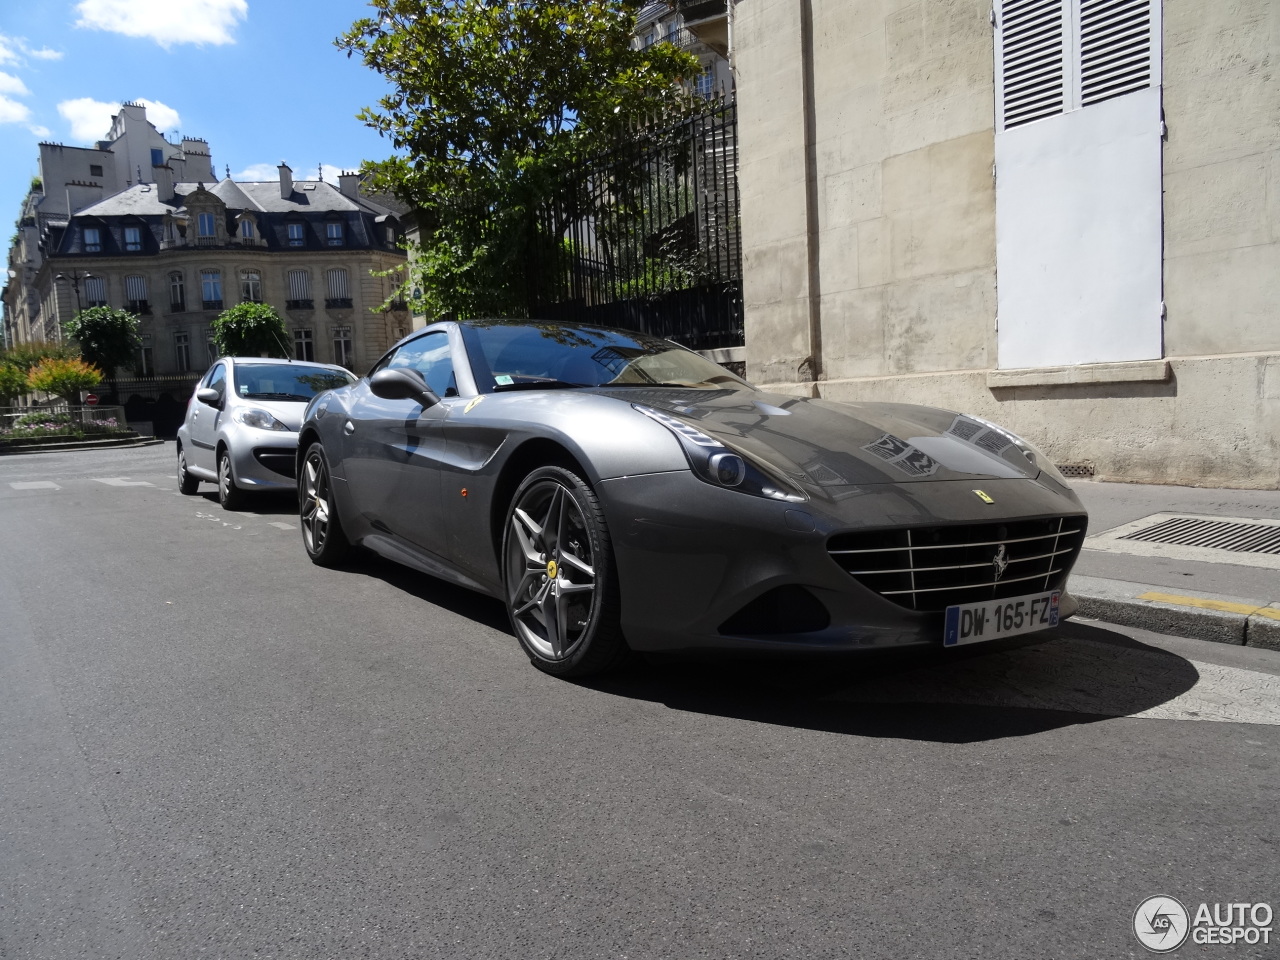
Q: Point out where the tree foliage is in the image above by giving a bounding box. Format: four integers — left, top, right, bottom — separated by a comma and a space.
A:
211, 302, 290, 358
26, 357, 103, 406
0, 362, 28, 403
338, 0, 701, 319
63, 306, 142, 374
0, 339, 78, 373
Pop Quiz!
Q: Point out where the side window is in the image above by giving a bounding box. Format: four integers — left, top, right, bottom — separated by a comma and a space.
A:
205, 363, 227, 400
386, 331, 457, 398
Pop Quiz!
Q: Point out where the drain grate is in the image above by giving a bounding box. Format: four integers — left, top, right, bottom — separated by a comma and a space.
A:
1055, 462, 1095, 478
1121, 516, 1280, 555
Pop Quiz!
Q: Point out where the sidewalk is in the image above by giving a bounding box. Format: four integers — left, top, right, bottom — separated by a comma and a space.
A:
1066, 480, 1280, 650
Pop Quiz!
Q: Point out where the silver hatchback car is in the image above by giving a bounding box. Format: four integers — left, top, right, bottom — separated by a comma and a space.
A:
176, 357, 356, 509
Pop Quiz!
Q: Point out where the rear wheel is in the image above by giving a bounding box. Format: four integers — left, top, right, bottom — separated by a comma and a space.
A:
177, 444, 199, 495
217, 449, 247, 511
300, 442, 349, 566
502, 466, 627, 677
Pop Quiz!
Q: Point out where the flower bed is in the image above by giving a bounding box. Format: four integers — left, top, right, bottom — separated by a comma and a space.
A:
0, 410, 133, 442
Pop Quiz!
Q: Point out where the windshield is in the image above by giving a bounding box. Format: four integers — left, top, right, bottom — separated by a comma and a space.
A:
461, 322, 751, 392
232, 364, 356, 401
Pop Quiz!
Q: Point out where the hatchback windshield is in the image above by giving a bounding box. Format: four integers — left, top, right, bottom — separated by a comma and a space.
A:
461, 322, 750, 392
232, 364, 356, 401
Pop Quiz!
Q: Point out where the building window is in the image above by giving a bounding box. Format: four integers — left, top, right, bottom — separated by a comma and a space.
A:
151, 148, 163, 167
84, 227, 101, 253
124, 226, 143, 252
169, 271, 185, 312
694, 67, 715, 100
200, 269, 223, 309
326, 221, 344, 246
240, 219, 254, 240
206, 329, 218, 364
240, 269, 262, 303
124, 275, 149, 313
325, 268, 350, 309
287, 222, 305, 247
286, 269, 313, 310
138, 333, 153, 377
197, 212, 216, 237
174, 331, 191, 373
333, 325, 353, 369
84, 276, 107, 307
89, 164, 104, 178
294, 328, 315, 361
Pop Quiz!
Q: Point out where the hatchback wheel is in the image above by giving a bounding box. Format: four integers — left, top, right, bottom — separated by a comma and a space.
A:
217, 449, 247, 511
177, 444, 199, 495
502, 466, 626, 677
300, 443, 349, 566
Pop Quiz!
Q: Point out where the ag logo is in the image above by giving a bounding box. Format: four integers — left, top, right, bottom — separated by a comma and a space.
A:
1134, 896, 1190, 953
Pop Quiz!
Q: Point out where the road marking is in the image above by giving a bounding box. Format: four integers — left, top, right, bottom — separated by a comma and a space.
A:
94, 477, 154, 487
1137, 591, 1268, 616
8, 481, 61, 490
269, 521, 294, 531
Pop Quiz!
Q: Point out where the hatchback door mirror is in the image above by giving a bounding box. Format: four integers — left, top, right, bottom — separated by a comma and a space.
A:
369, 367, 440, 409
196, 387, 222, 407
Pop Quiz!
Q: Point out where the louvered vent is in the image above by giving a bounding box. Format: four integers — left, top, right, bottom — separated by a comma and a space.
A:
1080, 0, 1153, 105
999, 0, 1065, 128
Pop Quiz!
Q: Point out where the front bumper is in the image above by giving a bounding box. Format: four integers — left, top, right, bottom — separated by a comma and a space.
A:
224, 429, 300, 491
598, 471, 1085, 655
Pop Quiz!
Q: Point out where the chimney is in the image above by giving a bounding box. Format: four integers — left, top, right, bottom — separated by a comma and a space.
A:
278, 162, 293, 199
153, 163, 174, 202
338, 170, 361, 200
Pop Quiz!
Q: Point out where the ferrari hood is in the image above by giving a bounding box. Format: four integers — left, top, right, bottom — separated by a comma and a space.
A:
600, 387, 1042, 492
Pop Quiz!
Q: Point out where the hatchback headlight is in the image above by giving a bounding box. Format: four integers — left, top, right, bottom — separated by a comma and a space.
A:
234, 407, 291, 432
634, 404, 805, 502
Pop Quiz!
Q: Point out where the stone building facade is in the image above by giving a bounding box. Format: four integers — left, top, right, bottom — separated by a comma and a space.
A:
730, 0, 1280, 489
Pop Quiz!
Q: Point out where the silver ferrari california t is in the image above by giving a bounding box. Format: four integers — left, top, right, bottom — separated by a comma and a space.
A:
296, 321, 1088, 677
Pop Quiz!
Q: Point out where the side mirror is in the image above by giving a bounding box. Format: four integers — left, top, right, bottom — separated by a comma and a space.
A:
369, 367, 440, 409
196, 387, 222, 407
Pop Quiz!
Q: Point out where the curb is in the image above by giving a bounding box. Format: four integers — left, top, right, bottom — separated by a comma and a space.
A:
1070, 575, 1280, 650
0, 436, 164, 455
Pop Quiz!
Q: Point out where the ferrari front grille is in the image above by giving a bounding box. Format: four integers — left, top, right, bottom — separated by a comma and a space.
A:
827, 516, 1087, 612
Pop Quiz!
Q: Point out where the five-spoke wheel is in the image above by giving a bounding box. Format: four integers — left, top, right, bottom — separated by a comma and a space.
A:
300, 442, 349, 566
502, 466, 625, 676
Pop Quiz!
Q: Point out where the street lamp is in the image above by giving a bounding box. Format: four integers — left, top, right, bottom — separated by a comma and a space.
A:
55, 270, 96, 314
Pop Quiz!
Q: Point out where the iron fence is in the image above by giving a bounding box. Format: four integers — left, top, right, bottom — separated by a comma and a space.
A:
536, 100, 743, 351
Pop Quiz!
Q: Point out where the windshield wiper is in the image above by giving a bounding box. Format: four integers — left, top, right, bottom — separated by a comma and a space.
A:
492, 379, 585, 392
245, 392, 313, 401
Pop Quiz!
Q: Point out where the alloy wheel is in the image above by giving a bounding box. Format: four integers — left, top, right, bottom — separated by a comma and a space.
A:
505, 478, 598, 661
301, 450, 334, 555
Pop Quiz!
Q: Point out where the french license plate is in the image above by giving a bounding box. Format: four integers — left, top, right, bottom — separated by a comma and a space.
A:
944, 591, 1060, 647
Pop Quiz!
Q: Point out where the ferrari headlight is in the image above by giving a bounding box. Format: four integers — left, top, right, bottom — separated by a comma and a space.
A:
965, 415, 1067, 483
633, 404, 805, 502
234, 407, 291, 432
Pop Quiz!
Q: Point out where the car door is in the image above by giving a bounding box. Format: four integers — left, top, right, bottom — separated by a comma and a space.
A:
343, 330, 459, 559
188, 361, 227, 473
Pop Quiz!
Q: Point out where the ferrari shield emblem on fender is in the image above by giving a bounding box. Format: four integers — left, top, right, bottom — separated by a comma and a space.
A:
972, 489, 995, 504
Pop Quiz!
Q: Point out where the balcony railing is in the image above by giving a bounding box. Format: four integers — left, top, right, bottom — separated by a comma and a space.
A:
286, 299, 314, 311
128, 299, 152, 316
325, 298, 353, 310
201, 299, 224, 311
170, 300, 185, 313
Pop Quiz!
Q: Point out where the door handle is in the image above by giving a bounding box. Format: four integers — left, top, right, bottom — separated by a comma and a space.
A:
343, 420, 356, 435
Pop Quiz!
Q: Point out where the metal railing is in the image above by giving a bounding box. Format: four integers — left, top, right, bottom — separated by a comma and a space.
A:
0, 404, 132, 441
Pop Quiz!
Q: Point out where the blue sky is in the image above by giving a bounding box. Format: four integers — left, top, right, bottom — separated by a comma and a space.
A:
1, 0, 398, 228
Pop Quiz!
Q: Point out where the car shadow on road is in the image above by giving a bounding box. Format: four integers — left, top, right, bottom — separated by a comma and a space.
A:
579, 622, 1203, 744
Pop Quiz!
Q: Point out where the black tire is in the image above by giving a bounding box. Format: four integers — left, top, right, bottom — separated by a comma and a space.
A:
300, 442, 350, 566
501, 465, 627, 677
217, 448, 247, 511
177, 443, 200, 495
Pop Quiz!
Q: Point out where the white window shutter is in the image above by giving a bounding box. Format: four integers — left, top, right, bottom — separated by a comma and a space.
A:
996, 0, 1067, 130
1079, 0, 1158, 106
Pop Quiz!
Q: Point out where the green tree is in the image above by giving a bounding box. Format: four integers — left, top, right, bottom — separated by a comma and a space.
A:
338, 0, 700, 320
0, 339, 78, 373
63, 306, 142, 374
211, 302, 289, 357
26, 356, 103, 407
0, 361, 28, 403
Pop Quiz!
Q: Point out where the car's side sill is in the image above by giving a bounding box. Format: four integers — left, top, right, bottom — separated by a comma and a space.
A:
360, 533, 501, 599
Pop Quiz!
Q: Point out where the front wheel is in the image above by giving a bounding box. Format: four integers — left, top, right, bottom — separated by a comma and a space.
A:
217, 449, 247, 511
177, 444, 199, 495
300, 443, 349, 566
502, 466, 627, 677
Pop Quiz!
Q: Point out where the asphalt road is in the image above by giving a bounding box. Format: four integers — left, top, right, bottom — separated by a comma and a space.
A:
2, 444, 1277, 960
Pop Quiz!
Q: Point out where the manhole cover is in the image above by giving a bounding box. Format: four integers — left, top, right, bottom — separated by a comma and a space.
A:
1084, 513, 1280, 570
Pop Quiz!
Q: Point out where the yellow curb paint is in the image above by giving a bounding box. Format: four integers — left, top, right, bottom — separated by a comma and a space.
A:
1255, 607, 1280, 622
1136, 592, 1263, 616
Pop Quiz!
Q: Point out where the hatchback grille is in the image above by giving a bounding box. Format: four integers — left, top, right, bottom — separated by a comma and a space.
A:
828, 516, 1087, 612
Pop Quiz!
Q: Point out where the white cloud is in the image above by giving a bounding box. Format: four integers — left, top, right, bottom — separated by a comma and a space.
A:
57, 97, 117, 142
0, 71, 29, 96
232, 161, 353, 183
28, 123, 51, 138
0, 34, 63, 65
75, 0, 248, 48
136, 97, 181, 132
0, 94, 32, 124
